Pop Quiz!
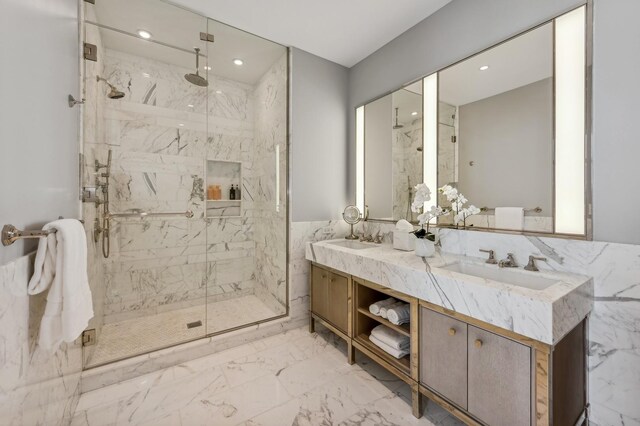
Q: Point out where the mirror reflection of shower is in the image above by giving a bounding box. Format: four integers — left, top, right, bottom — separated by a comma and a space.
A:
96, 75, 125, 99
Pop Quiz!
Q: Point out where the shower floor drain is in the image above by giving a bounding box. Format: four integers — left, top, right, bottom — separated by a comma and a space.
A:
186, 320, 203, 329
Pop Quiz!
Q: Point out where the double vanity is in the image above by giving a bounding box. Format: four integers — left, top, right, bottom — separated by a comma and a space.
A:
306, 239, 593, 426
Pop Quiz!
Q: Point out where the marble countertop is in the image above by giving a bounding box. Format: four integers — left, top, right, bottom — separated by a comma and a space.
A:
306, 240, 593, 345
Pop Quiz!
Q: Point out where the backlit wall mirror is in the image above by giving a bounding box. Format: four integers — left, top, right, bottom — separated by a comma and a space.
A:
356, 5, 589, 238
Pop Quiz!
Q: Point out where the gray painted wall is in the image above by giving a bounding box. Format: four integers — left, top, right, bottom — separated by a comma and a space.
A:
591, 0, 640, 244
291, 48, 350, 221
458, 78, 553, 215
0, 0, 80, 264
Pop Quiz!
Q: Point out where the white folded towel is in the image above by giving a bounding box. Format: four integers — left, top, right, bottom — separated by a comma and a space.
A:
380, 301, 404, 319
369, 334, 409, 359
28, 219, 93, 352
371, 325, 409, 350
387, 303, 411, 326
369, 297, 396, 316
495, 207, 524, 231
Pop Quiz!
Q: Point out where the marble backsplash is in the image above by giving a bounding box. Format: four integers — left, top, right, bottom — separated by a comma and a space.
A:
0, 254, 82, 425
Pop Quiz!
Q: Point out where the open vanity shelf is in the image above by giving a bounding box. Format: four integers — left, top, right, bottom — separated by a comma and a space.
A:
309, 261, 588, 425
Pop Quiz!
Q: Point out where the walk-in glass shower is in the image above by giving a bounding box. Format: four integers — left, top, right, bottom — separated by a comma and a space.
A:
81, 0, 288, 368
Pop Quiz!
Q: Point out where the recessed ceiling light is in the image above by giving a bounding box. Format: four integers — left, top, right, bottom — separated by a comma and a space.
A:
233, 58, 244, 66
411, 111, 418, 116
178, 123, 184, 127
215, 90, 222, 94
137, 29, 152, 39
187, 104, 194, 108
479, 65, 489, 71
204, 66, 212, 71
142, 72, 150, 78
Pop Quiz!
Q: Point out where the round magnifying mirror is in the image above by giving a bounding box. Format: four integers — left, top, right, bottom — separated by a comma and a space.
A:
342, 205, 361, 240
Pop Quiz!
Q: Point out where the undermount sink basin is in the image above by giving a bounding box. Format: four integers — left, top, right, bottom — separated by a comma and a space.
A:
328, 240, 377, 250
442, 262, 558, 291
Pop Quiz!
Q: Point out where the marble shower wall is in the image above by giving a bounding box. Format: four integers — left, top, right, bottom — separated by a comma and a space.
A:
0, 254, 82, 425
83, 48, 258, 324
392, 119, 422, 221
253, 53, 288, 314
437, 229, 640, 426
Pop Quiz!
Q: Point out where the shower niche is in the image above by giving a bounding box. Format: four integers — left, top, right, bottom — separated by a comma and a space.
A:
206, 160, 242, 218
81, 0, 289, 369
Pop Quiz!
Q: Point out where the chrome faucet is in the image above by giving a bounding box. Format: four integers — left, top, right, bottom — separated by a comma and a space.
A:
479, 249, 497, 264
524, 255, 547, 272
359, 232, 373, 243
498, 253, 518, 268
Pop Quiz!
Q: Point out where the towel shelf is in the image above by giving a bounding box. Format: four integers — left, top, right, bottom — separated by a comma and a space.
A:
2, 224, 56, 246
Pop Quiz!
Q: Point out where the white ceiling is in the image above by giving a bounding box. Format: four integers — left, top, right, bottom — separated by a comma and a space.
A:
169, 0, 452, 67
89, 0, 286, 85
439, 23, 553, 106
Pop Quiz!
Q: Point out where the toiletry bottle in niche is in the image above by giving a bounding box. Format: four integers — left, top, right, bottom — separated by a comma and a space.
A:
235, 184, 240, 200
207, 185, 215, 200
229, 185, 235, 200
213, 185, 221, 200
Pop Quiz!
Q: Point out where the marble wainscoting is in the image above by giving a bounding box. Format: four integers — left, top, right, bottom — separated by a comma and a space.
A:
438, 229, 640, 426
0, 254, 82, 425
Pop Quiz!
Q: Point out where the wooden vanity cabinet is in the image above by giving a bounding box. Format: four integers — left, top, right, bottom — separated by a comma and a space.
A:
419, 303, 588, 426
309, 263, 352, 348
420, 308, 468, 409
467, 326, 531, 426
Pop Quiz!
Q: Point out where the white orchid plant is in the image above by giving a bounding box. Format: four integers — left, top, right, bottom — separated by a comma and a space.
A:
410, 183, 449, 241
439, 184, 481, 227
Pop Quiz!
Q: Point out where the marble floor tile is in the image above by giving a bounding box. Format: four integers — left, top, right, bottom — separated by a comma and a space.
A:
71, 326, 462, 426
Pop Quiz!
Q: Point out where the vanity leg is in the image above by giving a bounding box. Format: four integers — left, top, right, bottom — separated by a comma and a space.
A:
411, 382, 423, 418
309, 315, 315, 333
347, 341, 355, 365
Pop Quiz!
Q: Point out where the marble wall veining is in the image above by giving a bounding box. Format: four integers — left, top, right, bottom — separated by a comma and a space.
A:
253, 53, 289, 314
0, 254, 82, 425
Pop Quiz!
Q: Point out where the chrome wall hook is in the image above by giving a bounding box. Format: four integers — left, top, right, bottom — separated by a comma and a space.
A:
68, 94, 85, 108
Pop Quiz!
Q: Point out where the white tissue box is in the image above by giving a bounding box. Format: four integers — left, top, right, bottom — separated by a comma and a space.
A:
393, 230, 416, 251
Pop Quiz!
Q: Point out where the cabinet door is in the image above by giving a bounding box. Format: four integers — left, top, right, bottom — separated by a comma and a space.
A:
420, 308, 468, 409
311, 265, 329, 320
327, 272, 349, 334
468, 326, 531, 426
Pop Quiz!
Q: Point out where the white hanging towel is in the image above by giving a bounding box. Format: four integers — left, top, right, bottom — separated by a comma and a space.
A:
28, 219, 93, 352
494, 207, 525, 231
386, 303, 411, 326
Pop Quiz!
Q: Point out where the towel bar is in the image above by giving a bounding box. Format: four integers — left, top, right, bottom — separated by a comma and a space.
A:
1, 224, 56, 247
479, 206, 542, 214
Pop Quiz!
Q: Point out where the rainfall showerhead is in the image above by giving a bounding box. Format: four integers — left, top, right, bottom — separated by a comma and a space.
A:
393, 107, 404, 129
96, 76, 125, 99
185, 48, 209, 87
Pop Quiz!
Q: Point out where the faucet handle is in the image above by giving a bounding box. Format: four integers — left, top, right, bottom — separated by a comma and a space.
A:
524, 255, 547, 272
479, 249, 497, 264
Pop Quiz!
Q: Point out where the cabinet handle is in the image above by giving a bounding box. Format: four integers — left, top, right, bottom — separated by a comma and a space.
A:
448, 328, 456, 336
474, 339, 483, 348
330, 278, 335, 282
321, 274, 327, 279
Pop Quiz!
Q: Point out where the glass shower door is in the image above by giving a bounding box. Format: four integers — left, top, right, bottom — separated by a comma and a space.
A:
204, 18, 289, 334
82, 0, 210, 367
